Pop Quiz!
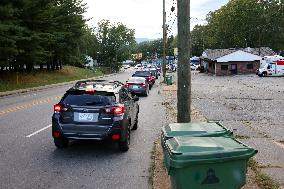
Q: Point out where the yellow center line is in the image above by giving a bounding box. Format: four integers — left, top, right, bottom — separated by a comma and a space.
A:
0, 96, 61, 116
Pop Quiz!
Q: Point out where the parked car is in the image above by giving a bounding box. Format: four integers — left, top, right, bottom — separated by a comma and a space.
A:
122, 65, 130, 69
52, 80, 139, 151
149, 68, 159, 79
156, 66, 161, 74
125, 77, 149, 96
134, 64, 142, 69
190, 63, 198, 70
132, 71, 155, 89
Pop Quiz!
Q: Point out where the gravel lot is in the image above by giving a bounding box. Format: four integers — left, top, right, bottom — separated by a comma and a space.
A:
190, 72, 284, 186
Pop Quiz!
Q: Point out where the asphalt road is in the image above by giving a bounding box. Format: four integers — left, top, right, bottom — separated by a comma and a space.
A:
0, 68, 166, 189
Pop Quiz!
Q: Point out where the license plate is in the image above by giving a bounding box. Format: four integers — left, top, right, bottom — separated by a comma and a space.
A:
133, 85, 139, 89
74, 113, 99, 122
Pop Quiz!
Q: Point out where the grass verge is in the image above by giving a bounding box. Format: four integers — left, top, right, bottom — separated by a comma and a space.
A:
149, 142, 156, 187
0, 66, 104, 92
248, 159, 281, 189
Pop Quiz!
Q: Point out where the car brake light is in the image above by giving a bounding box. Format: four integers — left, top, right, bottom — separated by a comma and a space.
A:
111, 134, 120, 140
53, 131, 61, 138
125, 83, 132, 87
105, 106, 124, 115
85, 89, 96, 92
54, 104, 61, 113
140, 83, 146, 87
113, 106, 124, 115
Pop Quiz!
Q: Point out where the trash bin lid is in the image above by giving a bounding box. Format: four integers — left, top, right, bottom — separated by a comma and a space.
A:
162, 122, 232, 139
165, 136, 257, 168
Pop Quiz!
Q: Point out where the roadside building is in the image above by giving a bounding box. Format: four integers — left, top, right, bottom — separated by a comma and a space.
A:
201, 47, 276, 76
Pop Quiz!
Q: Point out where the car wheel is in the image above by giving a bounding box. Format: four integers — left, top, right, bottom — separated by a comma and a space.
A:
119, 126, 130, 152
263, 72, 267, 77
54, 138, 69, 148
144, 88, 149, 97
132, 114, 139, 130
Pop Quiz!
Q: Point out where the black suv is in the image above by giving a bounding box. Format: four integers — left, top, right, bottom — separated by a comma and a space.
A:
52, 80, 139, 151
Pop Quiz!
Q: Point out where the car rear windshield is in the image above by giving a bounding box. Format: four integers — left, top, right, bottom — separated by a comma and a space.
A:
134, 71, 150, 76
62, 91, 115, 106
127, 78, 145, 83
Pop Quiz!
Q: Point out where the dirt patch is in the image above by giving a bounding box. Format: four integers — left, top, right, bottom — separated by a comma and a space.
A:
152, 83, 260, 189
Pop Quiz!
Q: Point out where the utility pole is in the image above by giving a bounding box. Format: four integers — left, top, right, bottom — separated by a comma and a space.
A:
177, 0, 191, 122
162, 0, 167, 79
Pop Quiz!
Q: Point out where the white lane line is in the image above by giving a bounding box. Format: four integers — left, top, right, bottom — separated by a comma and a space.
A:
26, 124, 52, 138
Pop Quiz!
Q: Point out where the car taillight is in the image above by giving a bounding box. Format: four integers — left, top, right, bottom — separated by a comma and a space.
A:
140, 83, 146, 87
113, 106, 124, 115
53, 131, 61, 138
125, 83, 132, 88
54, 104, 61, 113
105, 106, 124, 115
85, 89, 96, 93
111, 134, 120, 140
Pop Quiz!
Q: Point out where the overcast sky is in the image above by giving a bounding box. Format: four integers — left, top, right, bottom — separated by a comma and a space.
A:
83, 0, 228, 39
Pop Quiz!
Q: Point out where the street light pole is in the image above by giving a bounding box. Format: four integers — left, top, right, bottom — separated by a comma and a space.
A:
162, 0, 167, 79
177, 0, 191, 123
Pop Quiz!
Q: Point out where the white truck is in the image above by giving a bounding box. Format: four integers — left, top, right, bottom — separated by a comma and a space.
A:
257, 60, 284, 77
261, 55, 284, 68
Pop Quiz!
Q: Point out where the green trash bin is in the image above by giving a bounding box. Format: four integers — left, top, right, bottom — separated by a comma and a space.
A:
164, 136, 258, 189
164, 75, 173, 85
162, 122, 232, 140
161, 122, 233, 151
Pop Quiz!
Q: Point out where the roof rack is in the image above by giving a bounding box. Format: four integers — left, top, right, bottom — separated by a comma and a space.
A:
72, 79, 124, 92
74, 79, 108, 86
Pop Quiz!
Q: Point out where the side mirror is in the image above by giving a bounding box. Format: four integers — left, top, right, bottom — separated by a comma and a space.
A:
133, 96, 139, 102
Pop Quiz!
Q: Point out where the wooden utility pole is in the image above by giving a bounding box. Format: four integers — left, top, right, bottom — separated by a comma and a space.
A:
162, 0, 167, 78
177, 0, 191, 122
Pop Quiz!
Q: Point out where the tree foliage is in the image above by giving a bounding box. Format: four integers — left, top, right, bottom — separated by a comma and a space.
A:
134, 35, 177, 61
94, 20, 136, 71
0, 0, 89, 71
190, 0, 284, 56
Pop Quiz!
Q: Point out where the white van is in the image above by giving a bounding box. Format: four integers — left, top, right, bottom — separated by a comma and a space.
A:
257, 60, 284, 77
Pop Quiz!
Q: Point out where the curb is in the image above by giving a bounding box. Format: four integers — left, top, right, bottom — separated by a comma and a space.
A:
0, 73, 118, 98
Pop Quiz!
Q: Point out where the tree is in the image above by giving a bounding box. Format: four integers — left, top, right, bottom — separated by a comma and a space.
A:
0, 0, 24, 70
0, 0, 89, 71
95, 20, 136, 71
196, 0, 284, 52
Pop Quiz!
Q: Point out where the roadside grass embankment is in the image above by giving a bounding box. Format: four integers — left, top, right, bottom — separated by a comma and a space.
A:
0, 66, 104, 92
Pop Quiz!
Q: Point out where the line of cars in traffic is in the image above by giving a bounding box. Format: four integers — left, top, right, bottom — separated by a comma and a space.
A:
125, 65, 160, 96
51, 64, 160, 152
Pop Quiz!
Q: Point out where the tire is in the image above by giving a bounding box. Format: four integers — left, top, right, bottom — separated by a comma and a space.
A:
119, 126, 130, 152
263, 72, 267, 77
132, 114, 139, 130
144, 88, 149, 97
54, 138, 69, 148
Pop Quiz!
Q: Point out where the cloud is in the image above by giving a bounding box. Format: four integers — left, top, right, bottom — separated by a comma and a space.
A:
83, 0, 228, 38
